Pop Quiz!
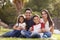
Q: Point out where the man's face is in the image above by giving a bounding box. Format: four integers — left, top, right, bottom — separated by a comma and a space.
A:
25, 10, 32, 19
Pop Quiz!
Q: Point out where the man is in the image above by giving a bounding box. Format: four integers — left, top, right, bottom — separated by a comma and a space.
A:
24, 8, 34, 31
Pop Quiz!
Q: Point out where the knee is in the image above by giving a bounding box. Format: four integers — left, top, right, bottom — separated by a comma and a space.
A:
21, 30, 26, 35
31, 33, 40, 38
44, 32, 52, 37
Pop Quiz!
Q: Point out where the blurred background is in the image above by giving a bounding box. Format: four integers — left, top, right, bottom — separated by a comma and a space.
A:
0, 0, 60, 30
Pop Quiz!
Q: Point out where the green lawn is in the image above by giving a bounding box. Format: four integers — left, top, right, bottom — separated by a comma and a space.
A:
0, 27, 60, 40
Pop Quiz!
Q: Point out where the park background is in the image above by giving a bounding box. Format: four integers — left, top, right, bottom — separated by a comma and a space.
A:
0, 0, 60, 40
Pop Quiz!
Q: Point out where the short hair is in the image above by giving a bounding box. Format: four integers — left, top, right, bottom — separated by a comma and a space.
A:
25, 8, 32, 13
33, 15, 40, 19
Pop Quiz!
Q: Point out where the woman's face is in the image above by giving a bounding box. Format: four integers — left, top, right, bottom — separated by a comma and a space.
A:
19, 17, 24, 23
41, 11, 47, 19
33, 17, 40, 24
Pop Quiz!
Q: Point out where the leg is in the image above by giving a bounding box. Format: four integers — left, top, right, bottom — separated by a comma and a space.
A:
43, 32, 52, 38
2, 30, 21, 37
11, 30, 21, 37
2, 30, 14, 37
21, 30, 31, 38
31, 33, 40, 38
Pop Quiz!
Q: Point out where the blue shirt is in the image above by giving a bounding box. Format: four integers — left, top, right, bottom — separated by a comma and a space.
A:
25, 18, 34, 31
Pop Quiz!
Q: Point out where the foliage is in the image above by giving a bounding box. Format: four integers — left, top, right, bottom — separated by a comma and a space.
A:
0, 0, 60, 25
24, 0, 60, 17
0, 0, 17, 25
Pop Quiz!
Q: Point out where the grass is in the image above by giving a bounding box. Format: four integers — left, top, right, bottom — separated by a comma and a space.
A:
0, 27, 60, 40
0, 38, 52, 40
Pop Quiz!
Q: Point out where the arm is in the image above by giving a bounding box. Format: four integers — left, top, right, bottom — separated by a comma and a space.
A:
42, 24, 54, 34
21, 23, 27, 30
50, 25, 54, 34
13, 25, 18, 30
13, 25, 22, 30
29, 27, 33, 32
38, 23, 45, 33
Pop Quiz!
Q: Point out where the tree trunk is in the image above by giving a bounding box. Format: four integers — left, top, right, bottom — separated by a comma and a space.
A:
13, 0, 24, 15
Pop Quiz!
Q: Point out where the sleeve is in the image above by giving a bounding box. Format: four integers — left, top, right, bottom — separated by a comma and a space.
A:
15, 23, 18, 26
41, 23, 45, 29
30, 25, 34, 31
32, 25, 34, 31
23, 23, 26, 27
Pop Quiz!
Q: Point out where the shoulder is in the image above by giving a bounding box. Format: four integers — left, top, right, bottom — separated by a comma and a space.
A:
15, 23, 21, 25
23, 22, 26, 25
15, 23, 18, 25
22, 22, 26, 26
15, 23, 19, 26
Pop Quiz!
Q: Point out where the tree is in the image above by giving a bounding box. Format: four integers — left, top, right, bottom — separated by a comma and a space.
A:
25, 0, 51, 11
0, 0, 17, 25
13, 0, 24, 14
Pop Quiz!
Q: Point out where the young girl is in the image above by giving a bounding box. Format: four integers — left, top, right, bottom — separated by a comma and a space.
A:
21, 15, 45, 38
13, 15, 26, 31
2, 15, 26, 37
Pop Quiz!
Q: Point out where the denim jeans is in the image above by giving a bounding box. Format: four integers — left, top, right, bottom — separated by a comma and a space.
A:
21, 30, 40, 38
43, 32, 52, 38
2, 30, 21, 37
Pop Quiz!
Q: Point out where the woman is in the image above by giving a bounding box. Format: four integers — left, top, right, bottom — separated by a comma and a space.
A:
41, 9, 54, 38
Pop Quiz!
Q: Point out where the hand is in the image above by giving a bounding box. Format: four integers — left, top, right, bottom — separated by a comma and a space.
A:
16, 28, 20, 30
16, 26, 22, 30
29, 27, 33, 31
38, 29, 42, 33
41, 28, 46, 32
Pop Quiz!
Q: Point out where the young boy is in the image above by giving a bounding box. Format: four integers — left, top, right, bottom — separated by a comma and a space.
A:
21, 15, 45, 38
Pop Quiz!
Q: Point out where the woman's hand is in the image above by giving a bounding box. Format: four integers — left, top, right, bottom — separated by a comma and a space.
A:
38, 28, 46, 33
41, 28, 45, 32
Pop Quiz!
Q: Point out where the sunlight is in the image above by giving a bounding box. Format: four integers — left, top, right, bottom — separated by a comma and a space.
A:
10, 0, 13, 3
24, 0, 29, 3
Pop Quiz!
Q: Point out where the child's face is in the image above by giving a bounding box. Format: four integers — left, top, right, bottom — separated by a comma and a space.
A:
19, 17, 24, 23
33, 17, 40, 24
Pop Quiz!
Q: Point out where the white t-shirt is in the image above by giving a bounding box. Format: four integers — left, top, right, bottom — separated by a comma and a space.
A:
32, 24, 41, 33
40, 18, 50, 31
15, 22, 26, 29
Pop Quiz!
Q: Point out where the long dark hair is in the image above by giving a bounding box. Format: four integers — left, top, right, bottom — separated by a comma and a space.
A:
41, 9, 53, 27
17, 15, 25, 26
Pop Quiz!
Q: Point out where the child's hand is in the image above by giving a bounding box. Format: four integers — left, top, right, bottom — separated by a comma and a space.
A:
17, 26, 22, 30
29, 27, 33, 31
38, 29, 42, 33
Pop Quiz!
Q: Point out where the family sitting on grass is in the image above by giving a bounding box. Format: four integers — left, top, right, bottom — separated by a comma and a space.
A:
2, 8, 54, 38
